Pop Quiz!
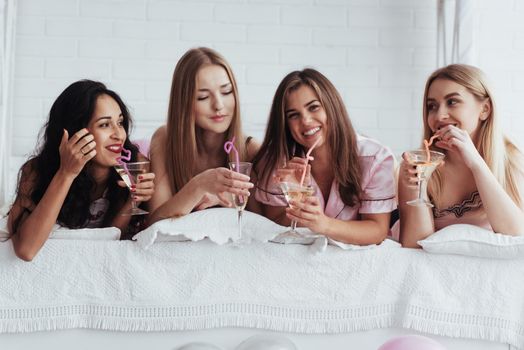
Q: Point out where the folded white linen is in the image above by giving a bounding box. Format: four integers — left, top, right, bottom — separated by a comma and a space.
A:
0, 216, 121, 240
0, 239, 523, 349
133, 208, 284, 248
133, 208, 399, 253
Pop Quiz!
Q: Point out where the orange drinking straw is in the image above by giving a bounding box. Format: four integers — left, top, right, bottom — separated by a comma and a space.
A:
423, 135, 439, 163
299, 137, 322, 186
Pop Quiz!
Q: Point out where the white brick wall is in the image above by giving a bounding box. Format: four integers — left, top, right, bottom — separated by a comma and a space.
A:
8, 0, 524, 195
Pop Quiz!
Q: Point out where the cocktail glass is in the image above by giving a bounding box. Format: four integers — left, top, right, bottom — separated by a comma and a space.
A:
278, 181, 315, 238
405, 150, 445, 207
114, 161, 150, 215
229, 162, 253, 242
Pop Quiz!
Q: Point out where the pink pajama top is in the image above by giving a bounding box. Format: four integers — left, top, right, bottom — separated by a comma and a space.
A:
255, 135, 397, 220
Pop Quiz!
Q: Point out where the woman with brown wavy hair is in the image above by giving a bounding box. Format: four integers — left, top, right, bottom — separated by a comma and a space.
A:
148, 47, 258, 224
252, 68, 396, 245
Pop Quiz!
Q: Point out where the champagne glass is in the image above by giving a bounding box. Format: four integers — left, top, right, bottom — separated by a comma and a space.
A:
114, 161, 150, 215
228, 162, 252, 242
279, 181, 315, 238
405, 150, 445, 207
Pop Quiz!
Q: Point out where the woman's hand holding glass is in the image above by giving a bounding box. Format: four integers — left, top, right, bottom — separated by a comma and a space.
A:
118, 172, 156, 204
399, 152, 423, 191
285, 195, 327, 234
401, 150, 445, 207
274, 157, 314, 236
58, 128, 97, 178
196, 167, 253, 205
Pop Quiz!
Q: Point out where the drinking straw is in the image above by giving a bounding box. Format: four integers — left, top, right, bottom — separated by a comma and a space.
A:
423, 135, 439, 163
119, 148, 132, 162
224, 137, 244, 205
224, 136, 240, 171
299, 137, 322, 186
117, 147, 133, 183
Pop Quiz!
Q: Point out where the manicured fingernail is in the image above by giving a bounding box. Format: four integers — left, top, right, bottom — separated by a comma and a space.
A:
138, 176, 143, 180
133, 196, 138, 200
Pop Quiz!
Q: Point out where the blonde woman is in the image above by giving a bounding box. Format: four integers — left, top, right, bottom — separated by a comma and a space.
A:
252, 69, 396, 245
148, 47, 259, 224
399, 64, 524, 247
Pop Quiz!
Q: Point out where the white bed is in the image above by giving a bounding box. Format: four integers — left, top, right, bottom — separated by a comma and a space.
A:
0, 214, 523, 350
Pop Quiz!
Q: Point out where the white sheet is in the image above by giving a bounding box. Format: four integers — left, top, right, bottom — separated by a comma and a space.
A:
0, 238, 523, 349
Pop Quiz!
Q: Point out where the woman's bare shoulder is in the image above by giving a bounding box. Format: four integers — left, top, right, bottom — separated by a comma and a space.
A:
151, 125, 167, 144
150, 125, 168, 156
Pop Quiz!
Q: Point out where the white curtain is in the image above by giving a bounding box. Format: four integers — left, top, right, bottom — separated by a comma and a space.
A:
0, 0, 16, 208
437, 0, 476, 66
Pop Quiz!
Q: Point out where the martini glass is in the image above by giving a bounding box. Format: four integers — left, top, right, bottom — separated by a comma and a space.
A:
405, 150, 445, 207
114, 161, 150, 215
229, 162, 253, 242
278, 181, 315, 238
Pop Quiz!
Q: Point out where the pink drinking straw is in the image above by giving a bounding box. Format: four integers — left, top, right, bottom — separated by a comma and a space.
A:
224, 136, 240, 171
224, 137, 243, 204
117, 147, 133, 183
299, 137, 321, 186
119, 148, 132, 162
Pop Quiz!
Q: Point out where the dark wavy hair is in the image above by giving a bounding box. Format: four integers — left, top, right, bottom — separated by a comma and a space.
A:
12, 80, 139, 231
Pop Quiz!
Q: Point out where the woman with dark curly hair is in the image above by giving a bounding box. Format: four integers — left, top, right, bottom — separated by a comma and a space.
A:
7, 80, 155, 261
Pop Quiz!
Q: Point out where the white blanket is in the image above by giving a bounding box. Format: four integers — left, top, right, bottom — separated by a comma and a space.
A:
0, 239, 523, 349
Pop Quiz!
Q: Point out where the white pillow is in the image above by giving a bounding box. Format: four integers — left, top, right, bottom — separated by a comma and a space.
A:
0, 216, 121, 241
50, 226, 121, 240
133, 208, 287, 249
418, 224, 524, 259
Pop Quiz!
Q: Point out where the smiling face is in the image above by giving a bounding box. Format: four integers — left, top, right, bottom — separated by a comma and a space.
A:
285, 84, 327, 150
193, 64, 236, 134
426, 78, 490, 141
87, 94, 127, 167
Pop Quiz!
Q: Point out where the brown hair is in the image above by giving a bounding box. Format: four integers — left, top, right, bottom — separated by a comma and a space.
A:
165, 47, 246, 193
423, 64, 523, 207
252, 68, 361, 206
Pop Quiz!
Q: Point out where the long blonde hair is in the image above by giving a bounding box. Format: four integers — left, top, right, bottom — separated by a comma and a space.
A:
423, 64, 523, 207
165, 47, 246, 193
253, 68, 361, 206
